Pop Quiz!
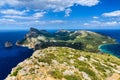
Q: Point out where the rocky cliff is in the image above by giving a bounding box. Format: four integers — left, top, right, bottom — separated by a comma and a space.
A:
5, 47, 120, 80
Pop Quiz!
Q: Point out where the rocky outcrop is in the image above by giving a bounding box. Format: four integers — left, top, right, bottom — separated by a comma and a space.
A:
26, 28, 51, 38
5, 47, 120, 80
26, 27, 41, 38
5, 41, 13, 48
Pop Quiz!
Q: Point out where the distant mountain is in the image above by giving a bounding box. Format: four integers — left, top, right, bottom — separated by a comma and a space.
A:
6, 47, 120, 80
16, 28, 116, 52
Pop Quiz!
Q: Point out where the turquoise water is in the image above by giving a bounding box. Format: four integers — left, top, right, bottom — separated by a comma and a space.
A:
98, 44, 120, 58
91, 30, 120, 58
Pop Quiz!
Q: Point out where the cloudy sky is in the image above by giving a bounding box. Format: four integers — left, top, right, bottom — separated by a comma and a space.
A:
0, 0, 120, 30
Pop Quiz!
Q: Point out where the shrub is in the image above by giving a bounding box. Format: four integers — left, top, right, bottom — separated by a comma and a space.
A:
64, 75, 82, 80
78, 67, 97, 80
50, 70, 63, 79
10, 66, 22, 76
86, 55, 91, 60
38, 53, 55, 64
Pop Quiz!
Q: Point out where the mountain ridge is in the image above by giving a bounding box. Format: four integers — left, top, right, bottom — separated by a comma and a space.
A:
16, 28, 116, 52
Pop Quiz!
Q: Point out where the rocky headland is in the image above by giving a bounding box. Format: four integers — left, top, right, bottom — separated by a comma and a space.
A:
5, 28, 120, 80
6, 47, 120, 80
16, 28, 116, 52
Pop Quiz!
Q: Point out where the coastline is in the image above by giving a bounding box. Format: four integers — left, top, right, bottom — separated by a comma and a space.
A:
98, 43, 120, 58
98, 43, 118, 50
5, 28, 119, 80
5, 47, 120, 80
16, 42, 34, 50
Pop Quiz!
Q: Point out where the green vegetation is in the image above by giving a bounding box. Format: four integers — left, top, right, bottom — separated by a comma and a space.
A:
85, 55, 91, 60
64, 75, 82, 80
93, 62, 106, 72
38, 53, 55, 64
29, 68, 35, 74
79, 67, 97, 80
7, 47, 120, 80
18, 28, 116, 52
10, 66, 22, 76
74, 60, 90, 67
50, 70, 63, 79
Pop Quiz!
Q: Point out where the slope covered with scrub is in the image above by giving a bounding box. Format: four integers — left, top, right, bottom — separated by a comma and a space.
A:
6, 47, 120, 80
16, 28, 116, 52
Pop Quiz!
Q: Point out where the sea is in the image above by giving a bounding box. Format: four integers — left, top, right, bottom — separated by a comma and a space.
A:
0, 29, 120, 80
0, 30, 33, 80
92, 30, 120, 58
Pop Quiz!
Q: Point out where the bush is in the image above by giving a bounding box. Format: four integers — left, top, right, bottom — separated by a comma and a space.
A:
38, 54, 55, 64
50, 70, 63, 79
78, 67, 97, 80
10, 66, 22, 76
93, 63, 106, 72
64, 75, 82, 80
86, 55, 91, 60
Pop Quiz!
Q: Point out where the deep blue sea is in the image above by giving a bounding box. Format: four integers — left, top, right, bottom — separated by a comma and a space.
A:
0, 30, 33, 80
0, 29, 120, 80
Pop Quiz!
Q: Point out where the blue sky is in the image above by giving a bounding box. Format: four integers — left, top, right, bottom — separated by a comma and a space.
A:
0, 0, 120, 30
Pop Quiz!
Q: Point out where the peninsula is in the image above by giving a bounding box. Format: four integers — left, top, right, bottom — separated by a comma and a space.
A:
16, 28, 115, 52
6, 28, 120, 80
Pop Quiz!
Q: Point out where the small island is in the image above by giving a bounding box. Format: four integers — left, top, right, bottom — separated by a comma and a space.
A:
5, 41, 13, 48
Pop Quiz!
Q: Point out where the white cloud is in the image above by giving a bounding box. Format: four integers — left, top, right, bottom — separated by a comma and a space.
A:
34, 20, 46, 24
0, 0, 19, 6
83, 23, 89, 26
0, 0, 99, 12
93, 16, 99, 19
102, 10, 120, 17
33, 12, 46, 18
0, 9, 26, 15
65, 8, 72, 17
3, 15, 30, 19
0, 19, 65, 25
3, 12, 46, 20
74, 0, 99, 7
0, 18, 16, 23
32, 20, 65, 25
49, 20, 65, 24
105, 21, 117, 25
91, 20, 101, 24
83, 20, 119, 27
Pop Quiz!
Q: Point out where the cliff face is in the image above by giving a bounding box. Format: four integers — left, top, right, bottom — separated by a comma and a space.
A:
5, 47, 120, 80
16, 28, 116, 52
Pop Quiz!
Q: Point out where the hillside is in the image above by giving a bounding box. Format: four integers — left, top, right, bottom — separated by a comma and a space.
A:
6, 47, 120, 80
16, 28, 116, 52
